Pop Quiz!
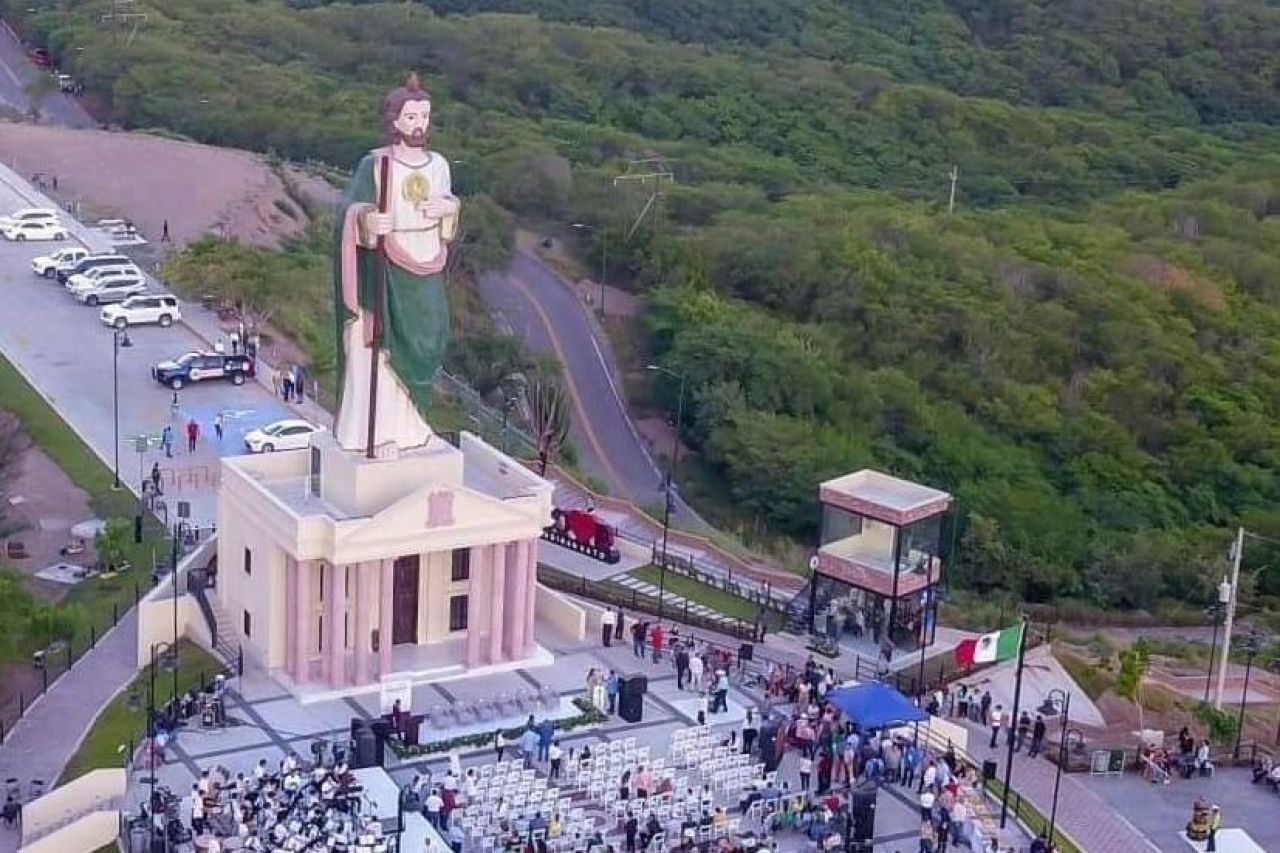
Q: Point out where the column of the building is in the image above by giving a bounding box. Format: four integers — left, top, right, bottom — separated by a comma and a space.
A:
503, 541, 525, 658
284, 556, 297, 676
327, 562, 346, 687
488, 543, 507, 663
465, 546, 487, 668
521, 539, 538, 656
294, 560, 312, 683
379, 558, 394, 678
353, 562, 373, 685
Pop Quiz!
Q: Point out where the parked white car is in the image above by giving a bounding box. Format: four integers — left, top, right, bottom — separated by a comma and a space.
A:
2, 219, 68, 241
68, 271, 146, 306
31, 246, 89, 278
0, 207, 59, 229
243, 419, 325, 453
65, 263, 142, 291
99, 295, 181, 328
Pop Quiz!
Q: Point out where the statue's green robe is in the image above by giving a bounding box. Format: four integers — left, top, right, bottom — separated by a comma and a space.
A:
332, 149, 450, 420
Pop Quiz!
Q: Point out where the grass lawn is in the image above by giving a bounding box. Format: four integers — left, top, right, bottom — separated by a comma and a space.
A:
59, 640, 224, 784
629, 564, 784, 630
0, 353, 171, 662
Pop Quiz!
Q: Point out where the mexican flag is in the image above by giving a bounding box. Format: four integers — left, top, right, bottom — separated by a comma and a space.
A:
954, 622, 1023, 667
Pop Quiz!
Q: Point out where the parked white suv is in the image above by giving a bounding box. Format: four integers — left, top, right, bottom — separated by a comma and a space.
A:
31, 246, 89, 278
99, 295, 181, 328
2, 219, 68, 241
0, 207, 59, 229
65, 263, 142, 292
243, 419, 325, 453
69, 271, 147, 306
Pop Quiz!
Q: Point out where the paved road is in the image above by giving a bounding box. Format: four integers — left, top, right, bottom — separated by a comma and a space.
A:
480, 251, 668, 507
0, 169, 293, 528
0, 19, 95, 128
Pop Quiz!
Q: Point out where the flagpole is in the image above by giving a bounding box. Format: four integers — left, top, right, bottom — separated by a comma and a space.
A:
999, 617, 1029, 829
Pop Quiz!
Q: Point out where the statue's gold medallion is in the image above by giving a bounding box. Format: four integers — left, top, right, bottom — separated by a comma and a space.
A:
402, 171, 431, 203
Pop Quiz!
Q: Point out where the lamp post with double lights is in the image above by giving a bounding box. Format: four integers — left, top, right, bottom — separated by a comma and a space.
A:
112, 327, 132, 489
1036, 687, 1072, 851
1234, 630, 1263, 760
570, 222, 608, 318
646, 364, 686, 620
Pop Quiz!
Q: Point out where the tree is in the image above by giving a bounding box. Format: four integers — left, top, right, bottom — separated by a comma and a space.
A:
528, 378, 570, 476
94, 518, 131, 572
1115, 638, 1151, 734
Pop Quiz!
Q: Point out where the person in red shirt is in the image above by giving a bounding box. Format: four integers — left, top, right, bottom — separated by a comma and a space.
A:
186, 418, 200, 453
649, 623, 665, 663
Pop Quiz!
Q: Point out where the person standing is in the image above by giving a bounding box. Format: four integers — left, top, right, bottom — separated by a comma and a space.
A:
989, 704, 1004, 749
161, 424, 174, 458
741, 709, 758, 756
600, 608, 616, 647
1207, 804, 1221, 852
493, 729, 506, 762
1028, 714, 1047, 758
979, 691, 992, 725
150, 462, 163, 496
214, 413, 224, 442
687, 649, 704, 692
423, 788, 443, 829
614, 607, 625, 641
712, 669, 730, 713
1015, 711, 1031, 752
649, 622, 664, 663
282, 369, 295, 403
162, 218, 170, 243
675, 643, 690, 689
631, 621, 645, 657
186, 418, 200, 453
548, 741, 563, 780
606, 670, 620, 715
271, 367, 283, 398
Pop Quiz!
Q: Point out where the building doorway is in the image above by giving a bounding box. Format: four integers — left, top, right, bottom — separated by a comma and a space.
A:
392, 555, 420, 644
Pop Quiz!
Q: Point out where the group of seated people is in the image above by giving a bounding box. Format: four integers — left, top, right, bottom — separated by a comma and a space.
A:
178, 753, 384, 851
1251, 756, 1280, 792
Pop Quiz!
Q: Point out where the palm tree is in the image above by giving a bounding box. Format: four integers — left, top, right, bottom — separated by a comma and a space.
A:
529, 377, 570, 476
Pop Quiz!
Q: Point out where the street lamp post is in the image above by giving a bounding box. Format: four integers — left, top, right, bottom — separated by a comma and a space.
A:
570, 222, 608, 318
145, 640, 174, 846
1234, 631, 1262, 760
916, 558, 934, 701
646, 364, 685, 621
1205, 577, 1231, 703
1041, 688, 1072, 851
112, 328, 132, 489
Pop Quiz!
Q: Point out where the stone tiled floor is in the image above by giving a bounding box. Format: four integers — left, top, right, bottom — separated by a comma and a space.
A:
124, 628, 1011, 852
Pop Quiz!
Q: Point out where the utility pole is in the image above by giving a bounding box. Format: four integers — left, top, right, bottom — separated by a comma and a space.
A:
947, 165, 959, 214
1214, 526, 1245, 709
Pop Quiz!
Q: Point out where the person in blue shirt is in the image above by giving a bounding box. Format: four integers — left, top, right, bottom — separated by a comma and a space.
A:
902, 742, 921, 789
606, 670, 620, 714
537, 719, 555, 762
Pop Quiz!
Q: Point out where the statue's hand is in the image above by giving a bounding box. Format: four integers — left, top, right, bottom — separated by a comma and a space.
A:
361, 210, 394, 238
418, 196, 459, 219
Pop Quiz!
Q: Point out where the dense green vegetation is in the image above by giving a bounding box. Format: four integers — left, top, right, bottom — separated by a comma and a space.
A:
13, 0, 1280, 612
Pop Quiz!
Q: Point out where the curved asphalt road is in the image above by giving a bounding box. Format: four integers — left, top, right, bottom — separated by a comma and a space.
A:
0, 19, 96, 128
480, 251, 668, 508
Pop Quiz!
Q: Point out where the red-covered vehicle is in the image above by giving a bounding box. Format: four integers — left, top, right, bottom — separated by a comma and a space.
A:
29, 47, 52, 68
543, 507, 620, 564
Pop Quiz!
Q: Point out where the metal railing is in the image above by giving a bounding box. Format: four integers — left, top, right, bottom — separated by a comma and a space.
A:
0, 580, 149, 748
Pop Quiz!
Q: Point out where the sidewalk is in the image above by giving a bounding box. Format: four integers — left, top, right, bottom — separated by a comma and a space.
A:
961, 718, 1160, 853
0, 612, 138, 853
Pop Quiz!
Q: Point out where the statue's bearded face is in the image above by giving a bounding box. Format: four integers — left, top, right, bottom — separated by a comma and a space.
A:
393, 99, 431, 148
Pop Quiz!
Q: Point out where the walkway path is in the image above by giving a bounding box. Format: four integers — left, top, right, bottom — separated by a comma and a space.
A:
961, 719, 1160, 853
0, 611, 137, 853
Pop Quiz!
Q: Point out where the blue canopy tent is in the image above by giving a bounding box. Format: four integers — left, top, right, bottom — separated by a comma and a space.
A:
826, 682, 928, 729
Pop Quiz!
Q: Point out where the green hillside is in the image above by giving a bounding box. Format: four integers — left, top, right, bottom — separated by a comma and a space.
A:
11, 0, 1280, 610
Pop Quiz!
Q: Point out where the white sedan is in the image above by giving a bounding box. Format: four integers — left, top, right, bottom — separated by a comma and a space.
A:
243, 419, 325, 453
2, 220, 68, 241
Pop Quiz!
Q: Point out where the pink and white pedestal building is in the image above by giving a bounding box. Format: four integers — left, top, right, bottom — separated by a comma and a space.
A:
215, 431, 558, 702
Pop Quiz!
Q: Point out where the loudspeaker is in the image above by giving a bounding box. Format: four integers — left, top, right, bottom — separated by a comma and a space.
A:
982, 760, 998, 783
738, 643, 754, 662
758, 719, 784, 772
622, 673, 648, 697
618, 690, 644, 723
849, 786, 876, 841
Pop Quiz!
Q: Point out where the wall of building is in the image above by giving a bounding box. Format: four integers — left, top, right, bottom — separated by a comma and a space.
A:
135, 594, 209, 668
18, 809, 120, 853
536, 583, 588, 641
20, 769, 124, 846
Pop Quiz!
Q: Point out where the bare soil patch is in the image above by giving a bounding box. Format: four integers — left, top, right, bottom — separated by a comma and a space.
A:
1, 417, 96, 603
0, 121, 337, 247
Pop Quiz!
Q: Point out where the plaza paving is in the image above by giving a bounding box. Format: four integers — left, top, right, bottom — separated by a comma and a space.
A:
123, 625, 1027, 852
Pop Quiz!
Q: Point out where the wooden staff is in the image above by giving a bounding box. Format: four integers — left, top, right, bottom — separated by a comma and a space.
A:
366, 154, 392, 459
